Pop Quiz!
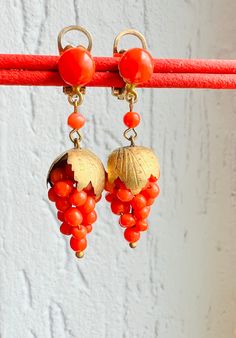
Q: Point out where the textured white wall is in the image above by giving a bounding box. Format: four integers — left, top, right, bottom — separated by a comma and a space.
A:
0, 0, 235, 337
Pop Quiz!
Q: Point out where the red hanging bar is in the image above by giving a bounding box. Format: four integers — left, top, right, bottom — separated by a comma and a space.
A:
0, 54, 235, 89
0, 54, 236, 73
0, 70, 235, 89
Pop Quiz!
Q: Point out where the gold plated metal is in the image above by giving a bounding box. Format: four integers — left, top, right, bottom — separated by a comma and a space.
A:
76, 251, 84, 259
58, 25, 93, 54
107, 146, 160, 195
64, 86, 84, 106
47, 148, 105, 197
112, 87, 126, 100
112, 82, 138, 102
123, 128, 137, 146
63, 86, 86, 97
69, 129, 82, 148
113, 29, 147, 54
129, 242, 137, 249
125, 84, 138, 103
112, 29, 147, 99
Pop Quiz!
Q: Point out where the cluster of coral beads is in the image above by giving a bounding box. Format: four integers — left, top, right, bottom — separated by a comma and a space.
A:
48, 163, 100, 258
105, 175, 159, 247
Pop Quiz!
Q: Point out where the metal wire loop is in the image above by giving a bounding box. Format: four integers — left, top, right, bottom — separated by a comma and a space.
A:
68, 89, 84, 106
126, 90, 138, 104
113, 29, 147, 54
124, 84, 138, 105
69, 129, 82, 148
58, 25, 93, 54
123, 128, 137, 146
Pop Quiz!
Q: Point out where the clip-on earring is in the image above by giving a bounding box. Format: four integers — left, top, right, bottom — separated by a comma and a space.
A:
47, 26, 105, 259
105, 30, 160, 248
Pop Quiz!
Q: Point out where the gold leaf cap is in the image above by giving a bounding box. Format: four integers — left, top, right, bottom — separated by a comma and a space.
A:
107, 146, 160, 195
47, 148, 105, 197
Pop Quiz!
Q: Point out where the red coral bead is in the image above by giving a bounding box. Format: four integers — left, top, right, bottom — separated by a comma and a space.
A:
71, 225, 87, 239
81, 196, 95, 214
64, 207, 83, 226
83, 210, 97, 224
60, 222, 72, 235
57, 211, 65, 222
54, 180, 73, 198
117, 188, 133, 202
85, 224, 92, 234
111, 199, 130, 215
146, 197, 155, 206
131, 194, 147, 210
118, 48, 154, 85
69, 190, 87, 207
70, 237, 87, 251
48, 187, 57, 202
50, 167, 66, 184
123, 112, 140, 128
145, 183, 160, 198
67, 112, 85, 130
55, 198, 71, 212
58, 47, 95, 86
134, 206, 150, 219
135, 220, 148, 232
124, 227, 140, 243
119, 213, 136, 228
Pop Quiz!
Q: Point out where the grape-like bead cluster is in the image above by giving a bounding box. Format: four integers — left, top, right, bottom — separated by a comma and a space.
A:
105, 175, 160, 247
48, 162, 100, 258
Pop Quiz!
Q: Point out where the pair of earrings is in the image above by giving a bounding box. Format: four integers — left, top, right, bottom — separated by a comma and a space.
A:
47, 26, 160, 259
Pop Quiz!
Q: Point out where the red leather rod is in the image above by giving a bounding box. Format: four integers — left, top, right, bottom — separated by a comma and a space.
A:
0, 69, 235, 89
0, 54, 235, 73
0, 54, 235, 88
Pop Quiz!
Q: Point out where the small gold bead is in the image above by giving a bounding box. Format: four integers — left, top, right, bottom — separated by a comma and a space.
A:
76, 251, 84, 259
129, 242, 137, 249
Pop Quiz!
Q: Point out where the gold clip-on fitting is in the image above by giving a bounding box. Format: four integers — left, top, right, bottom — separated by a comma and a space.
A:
112, 83, 138, 105
58, 25, 93, 55
58, 25, 92, 100
63, 86, 85, 107
112, 29, 147, 99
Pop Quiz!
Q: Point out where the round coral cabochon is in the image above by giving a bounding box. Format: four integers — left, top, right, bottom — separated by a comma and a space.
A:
58, 47, 95, 86
118, 47, 154, 85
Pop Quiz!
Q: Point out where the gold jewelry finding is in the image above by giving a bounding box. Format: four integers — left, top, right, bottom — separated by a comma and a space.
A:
107, 146, 160, 195
113, 29, 147, 54
58, 25, 93, 54
47, 148, 105, 197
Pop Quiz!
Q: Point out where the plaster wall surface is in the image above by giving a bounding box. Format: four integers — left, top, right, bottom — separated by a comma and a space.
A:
0, 1, 235, 337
